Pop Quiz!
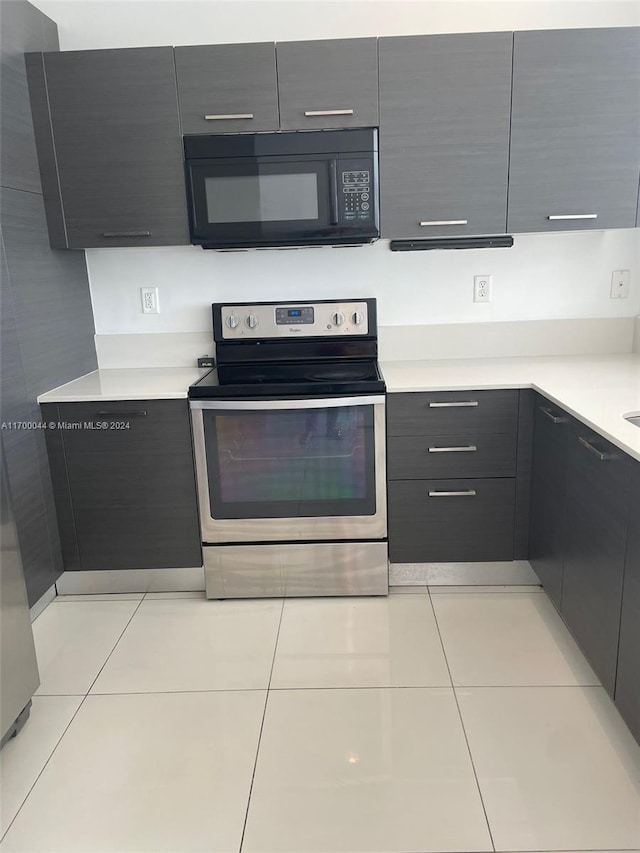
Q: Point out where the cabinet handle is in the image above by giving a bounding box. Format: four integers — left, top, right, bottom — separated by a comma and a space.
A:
420, 219, 468, 226
547, 214, 598, 221
304, 109, 354, 117
204, 113, 254, 120
429, 490, 477, 497
102, 231, 150, 238
539, 406, 566, 424
95, 410, 148, 417
578, 436, 610, 461
429, 401, 479, 408
428, 445, 477, 453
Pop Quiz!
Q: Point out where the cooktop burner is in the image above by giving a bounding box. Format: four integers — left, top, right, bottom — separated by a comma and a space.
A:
189, 359, 385, 399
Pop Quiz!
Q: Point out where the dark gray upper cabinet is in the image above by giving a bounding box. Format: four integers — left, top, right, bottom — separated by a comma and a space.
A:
0, 0, 57, 194
175, 42, 279, 135
528, 396, 570, 609
508, 28, 640, 233
378, 32, 512, 239
29, 47, 189, 248
561, 422, 632, 696
276, 38, 378, 130
615, 462, 640, 743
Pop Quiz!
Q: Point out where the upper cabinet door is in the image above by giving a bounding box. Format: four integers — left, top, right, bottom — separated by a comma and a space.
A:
276, 38, 378, 130
42, 47, 189, 248
508, 28, 640, 233
378, 32, 512, 239
175, 43, 279, 135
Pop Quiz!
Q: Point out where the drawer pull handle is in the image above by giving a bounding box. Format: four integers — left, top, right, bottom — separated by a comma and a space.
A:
428, 445, 477, 453
304, 109, 354, 117
102, 231, 150, 238
204, 113, 254, 120
578, 436, 610, 461
420, 219, 468, 226
95, 410, 148, 417
547, 214, 598, 221
539, 407, 566, 424
429, 490, 477, 497
429, 401, 479, 408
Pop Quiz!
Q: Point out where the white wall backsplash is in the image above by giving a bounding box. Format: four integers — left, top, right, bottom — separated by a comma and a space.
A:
88, 231, 640, 335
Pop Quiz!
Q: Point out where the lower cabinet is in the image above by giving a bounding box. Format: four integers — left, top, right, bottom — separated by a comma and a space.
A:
387, 389, 529, 563
615, 462, 640, 742
529, 395, 570, 608
529, 395, 637, 712
561, 422, 632, 696
41, 399, 202, 571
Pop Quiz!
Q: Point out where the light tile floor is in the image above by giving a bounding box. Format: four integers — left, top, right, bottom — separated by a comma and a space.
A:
1, 587, 639, 852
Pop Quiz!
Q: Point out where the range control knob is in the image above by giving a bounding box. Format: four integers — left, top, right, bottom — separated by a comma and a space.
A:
352, 311, 364, 326
246, 314, 259, 329
331, 312, 345, 327
226, 314, 239, 329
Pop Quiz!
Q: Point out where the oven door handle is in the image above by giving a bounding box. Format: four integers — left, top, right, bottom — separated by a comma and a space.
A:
190, 395, 385, 411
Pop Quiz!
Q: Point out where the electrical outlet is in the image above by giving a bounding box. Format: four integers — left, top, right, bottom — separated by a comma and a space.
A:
610, 270, 630, 299
473, 274, 492, 303
141, 287, 160, 314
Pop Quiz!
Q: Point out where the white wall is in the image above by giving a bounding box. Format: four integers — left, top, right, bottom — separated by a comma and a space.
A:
88, 231, 640, 334
31, 0, 640, 337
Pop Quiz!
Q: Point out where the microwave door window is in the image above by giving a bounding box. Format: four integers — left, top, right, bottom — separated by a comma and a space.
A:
205, 173, 320, 224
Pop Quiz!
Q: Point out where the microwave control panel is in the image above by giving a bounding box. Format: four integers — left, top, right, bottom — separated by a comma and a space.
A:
340, 159, 374, 223
217, 301, 370, 339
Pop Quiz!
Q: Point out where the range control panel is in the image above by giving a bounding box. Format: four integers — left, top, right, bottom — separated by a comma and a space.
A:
217, 300, 370, 340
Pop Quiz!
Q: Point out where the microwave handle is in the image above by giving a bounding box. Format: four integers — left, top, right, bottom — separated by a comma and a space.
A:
329, 160, 339, 225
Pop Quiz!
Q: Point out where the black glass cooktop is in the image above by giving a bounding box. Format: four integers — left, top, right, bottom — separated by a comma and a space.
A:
189, 359, 385, 399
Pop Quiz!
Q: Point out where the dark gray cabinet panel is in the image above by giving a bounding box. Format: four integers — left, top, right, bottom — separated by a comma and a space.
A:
378, 32, 512, 238
36, 47, 189, 248
175, 42, 279, 135
528, 396, 571, 608
0, 0, 44, 193
508, 28, 640, 233
276, 38, 378, 130
561, 423, 631, 696
387, 390, 519, 437
387, 433, 516, 480
50, 400, 201, 571
615, 462, 640, 743
389, 478, 515, 563
514, 389, 534, 560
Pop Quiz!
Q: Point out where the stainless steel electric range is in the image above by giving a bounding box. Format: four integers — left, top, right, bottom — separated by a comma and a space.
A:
189, 298, 387, 599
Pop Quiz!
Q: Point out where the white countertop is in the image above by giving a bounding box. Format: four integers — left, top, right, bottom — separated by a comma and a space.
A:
37, 368, 207, 403
380, 353, 640, 462
37, 356, 640, 461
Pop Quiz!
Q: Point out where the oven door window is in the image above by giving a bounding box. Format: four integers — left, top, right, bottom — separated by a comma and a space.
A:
202, 404, 376, 519
188, 158, 332, 244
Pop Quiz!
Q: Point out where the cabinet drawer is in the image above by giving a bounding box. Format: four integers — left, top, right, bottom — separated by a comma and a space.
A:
387, 433, 516, 480
388, 478, 515, 563
387, 390, 519, 437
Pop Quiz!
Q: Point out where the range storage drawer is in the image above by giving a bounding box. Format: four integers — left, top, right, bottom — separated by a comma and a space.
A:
387, 390, 519, 436
388, 478, 516, 563
387, 433, 517, 480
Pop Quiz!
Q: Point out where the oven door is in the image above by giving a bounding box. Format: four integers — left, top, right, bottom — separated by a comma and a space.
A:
190, 396, 386, 543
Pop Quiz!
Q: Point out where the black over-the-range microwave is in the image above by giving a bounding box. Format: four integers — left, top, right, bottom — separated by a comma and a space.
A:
184, 128, 379, 250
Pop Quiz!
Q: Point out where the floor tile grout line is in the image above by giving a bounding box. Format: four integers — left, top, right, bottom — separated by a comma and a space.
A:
84, 597, 146, 696
238, 598, 285, 853
427, 587, 497, 853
